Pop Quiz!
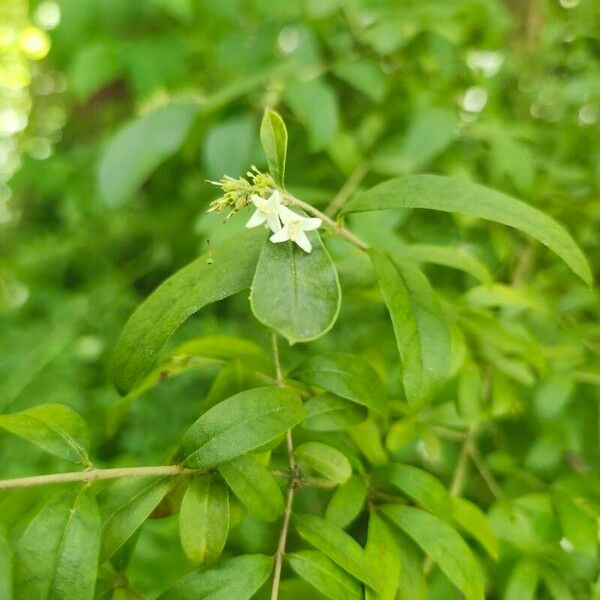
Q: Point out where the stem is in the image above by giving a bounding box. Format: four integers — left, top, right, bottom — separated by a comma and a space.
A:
325, 162, 370, 218
270, 332, 297, 600
469, 442, 503, 499
0, 465, 207, 491
285, 194, 370, 252
449, 432, 472, 497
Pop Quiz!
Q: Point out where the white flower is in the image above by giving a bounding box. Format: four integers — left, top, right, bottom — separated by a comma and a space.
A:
245, 190, 283, 233
269, 205, 322, 253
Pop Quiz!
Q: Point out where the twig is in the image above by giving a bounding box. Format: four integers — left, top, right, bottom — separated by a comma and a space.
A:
285, 193, 370, 252
325, 162, 370, 217
469, 443, 503, 499
0, 465, 207, 491
270, 332, 297, 600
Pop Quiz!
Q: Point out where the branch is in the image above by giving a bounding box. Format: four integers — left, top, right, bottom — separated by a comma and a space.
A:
0, 465, 207, 491
324, 161, 370, 218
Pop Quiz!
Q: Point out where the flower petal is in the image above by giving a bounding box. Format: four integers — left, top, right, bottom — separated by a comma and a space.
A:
270, 227, 291, 243
246, 209, 267, 229
250, 194, 269, 211
277, 205, 301, 225
295, 230, 312, 253
267, 214, 282, 233
300, 217, 322, 231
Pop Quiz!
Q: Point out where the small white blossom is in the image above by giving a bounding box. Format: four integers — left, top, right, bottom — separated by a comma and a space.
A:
245, 190, 283, 233
269, 205, 322, 253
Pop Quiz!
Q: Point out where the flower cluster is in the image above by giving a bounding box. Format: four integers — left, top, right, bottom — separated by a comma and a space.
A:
245, 190, 322, 253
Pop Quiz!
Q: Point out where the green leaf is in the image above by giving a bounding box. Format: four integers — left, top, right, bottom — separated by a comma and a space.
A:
395, 529, 427, 600
553, 492, 597, 557
407, 244, 492, 283
100, 476, 172, 561
250, 230, 341, 344
218, 454, 284, 521
181, 386, 305, 468
325, 475, 367, 529
365, 512, 401, 600
296, 442, 352, 484
110, 229, 264, 395
98, 103, 199, 205
349, 419, 388, 466
380, 464, 450, 519
157, 554, 274, 600
369, 249, 451, 406
284, 78, 339, 151
295, 514, 376, 589
332, 58, 386, 102
0, 404, 90, 465
292, 352, 387, 416
303, 394, 366, 432
179, 475, 229, 563
452, 496, 498, 560
345, 175, 592, 285
540, 565, 574, 600
14, 489, 100, 600
287, 550, 363, 600
382, 505, 485, 600
504, 560, 539, 600
0, 525, 12, 600
260, 108, 288, 186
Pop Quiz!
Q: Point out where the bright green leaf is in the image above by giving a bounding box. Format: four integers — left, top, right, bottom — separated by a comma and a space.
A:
0, 524, 12, 600
345, 175, 592, 285
365, 512, 401, 600
14, 489, 101, 600
452, 496, 498, 560
181, 386, 305, 468
332, 58, 386, 102
504, 560, 538, 600
303, 394, 366, 432
110, 229, 264, 395
287, 550, 363, 600
179, 475, 229, 563
250, 230, 341, 344
219, 454, 284, 521
260, 108, 288, 186
325, 475, 367, 528
0, 404, 90, 465
296, 442, 352, 484
369, 249, 451, 406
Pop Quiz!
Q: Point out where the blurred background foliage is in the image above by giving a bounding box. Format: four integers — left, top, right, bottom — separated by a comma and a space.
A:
1, 0, 599, 597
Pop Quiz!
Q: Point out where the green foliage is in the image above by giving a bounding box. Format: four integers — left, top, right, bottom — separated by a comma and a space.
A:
2, 1, 599, 598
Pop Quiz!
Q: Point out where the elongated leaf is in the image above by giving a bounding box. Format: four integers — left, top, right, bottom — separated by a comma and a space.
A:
452, 497, 498, 560
179, 475, 229, 563
365, 512, 401, 600
219, 454, 284, 521
380, 464, 450, 519
553, 492, 598, 557
110, 230, 264, 394
395, 529, 427, 600
260, 108, 287, 186
157, 554, 274, 600
296, 442, 352, 484
540, 566, 574, 600
14, 489, 100, 600
98, 103, 199, 205
292, 352, 387, 415
345, 175, 592, 285
504, 560, 538, 600
100, 476, 172, 561
0, 525, 12, 600
369, 249, 451, 405
288, 550, 362, 600
349, 419, 388, 466
326, 475, 367, 528
182, 387, 305, 468
250, 231, 341, 344
382, 505, 485, 600
295, 514, 376, 589
0, 404, 90, 465
303, 394, 366, 432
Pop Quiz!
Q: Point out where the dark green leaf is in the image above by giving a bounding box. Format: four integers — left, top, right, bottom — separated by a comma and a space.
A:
345, 175, 592, 285
0, 404, 90, 465
0, 524, 12, 600
182, 386, 305, 468
179, 475, 229, 563
260, 108, 288, 186
14, 489, 101, 600
407, 244, 492, 283
382, 505, 485, 600
287, 550, 363, 600
296, 442, 352, 484
100, 476, 172, 561
292, 352, 387, 416
369, 250, 451, 406
295, 513, 377, 589
250, 231, 341, 344
303, 394, 366, 432
326, 475, 367, 528
110, 229, 264, 395
219, 454, 284, 522
157, 554, 273, 600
